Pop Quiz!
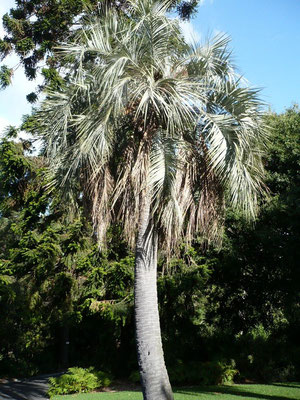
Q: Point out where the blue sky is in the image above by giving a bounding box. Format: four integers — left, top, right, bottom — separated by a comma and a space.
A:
1, 0, 300, 133
186, 0, 300, 112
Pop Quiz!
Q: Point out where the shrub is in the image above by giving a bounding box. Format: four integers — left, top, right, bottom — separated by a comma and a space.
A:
222, 364, 238, 384
48, 367, 112, 397
235, 324, 298, 382
129, 370, 140, 384
168, 360, 238, 386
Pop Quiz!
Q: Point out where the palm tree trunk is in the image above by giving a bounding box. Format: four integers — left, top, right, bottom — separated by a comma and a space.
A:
134, 196, 174, 400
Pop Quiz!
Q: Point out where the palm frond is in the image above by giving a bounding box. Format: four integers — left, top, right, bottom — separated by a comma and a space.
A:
39, 0, 268, 253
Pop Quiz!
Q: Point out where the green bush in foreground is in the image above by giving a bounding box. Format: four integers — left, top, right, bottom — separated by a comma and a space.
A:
48, 367, 112, 397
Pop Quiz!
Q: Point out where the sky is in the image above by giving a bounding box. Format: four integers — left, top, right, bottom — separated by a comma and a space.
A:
0, 0, 300, 134
186, 0, 300, 111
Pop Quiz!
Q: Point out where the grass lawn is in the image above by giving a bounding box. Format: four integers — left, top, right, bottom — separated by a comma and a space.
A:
52, 382, 300, 400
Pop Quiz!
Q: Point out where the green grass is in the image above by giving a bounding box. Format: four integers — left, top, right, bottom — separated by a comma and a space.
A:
52, 382, 300, 400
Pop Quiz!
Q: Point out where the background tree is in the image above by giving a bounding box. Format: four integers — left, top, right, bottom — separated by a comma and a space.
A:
206, 105, 300, 380
0, 132, 134, 377
36, 1, 266, 398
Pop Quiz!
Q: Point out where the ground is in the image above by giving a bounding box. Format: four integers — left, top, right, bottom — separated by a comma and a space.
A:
52, 383, 300, 400
0, 373, 60, 400
1, 377, 299, 400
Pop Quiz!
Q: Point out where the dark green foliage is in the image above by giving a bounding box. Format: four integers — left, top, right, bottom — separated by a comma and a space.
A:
194, 106, 300, 381
129, 370, 140, 384
0, 136, 134, 377
167, 360, 238, 385
15, 37, 35, 54
1, 1, 95, 75
158, 256, 214, 365
177, 0, 198, 20
2, 125, 19, 138
26, 92, 38, 103
41, 67, 64, 90
48, 367, 112, 397
234, 324, 298, 382
0, 65, 13, 89
0, 138, 33, 216
0, 38, 12, 59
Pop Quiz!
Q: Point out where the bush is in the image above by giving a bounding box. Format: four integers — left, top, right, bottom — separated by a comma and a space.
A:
129, 370, 140, 384
168, 360, 238, 386
234, 324, 299, 382
48, 367, 112, 397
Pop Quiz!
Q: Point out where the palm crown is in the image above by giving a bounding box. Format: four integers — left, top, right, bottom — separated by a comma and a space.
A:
39, 0, 266, 252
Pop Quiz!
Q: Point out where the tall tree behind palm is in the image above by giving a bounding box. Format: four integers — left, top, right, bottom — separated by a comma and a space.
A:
37, 0, 266, 398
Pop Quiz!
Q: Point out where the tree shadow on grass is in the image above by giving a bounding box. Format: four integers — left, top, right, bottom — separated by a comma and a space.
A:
174, 384, 300, 400
271, 383, 300, 390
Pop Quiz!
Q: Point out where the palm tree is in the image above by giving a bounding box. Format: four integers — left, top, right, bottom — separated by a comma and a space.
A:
38, 1, 266, 398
